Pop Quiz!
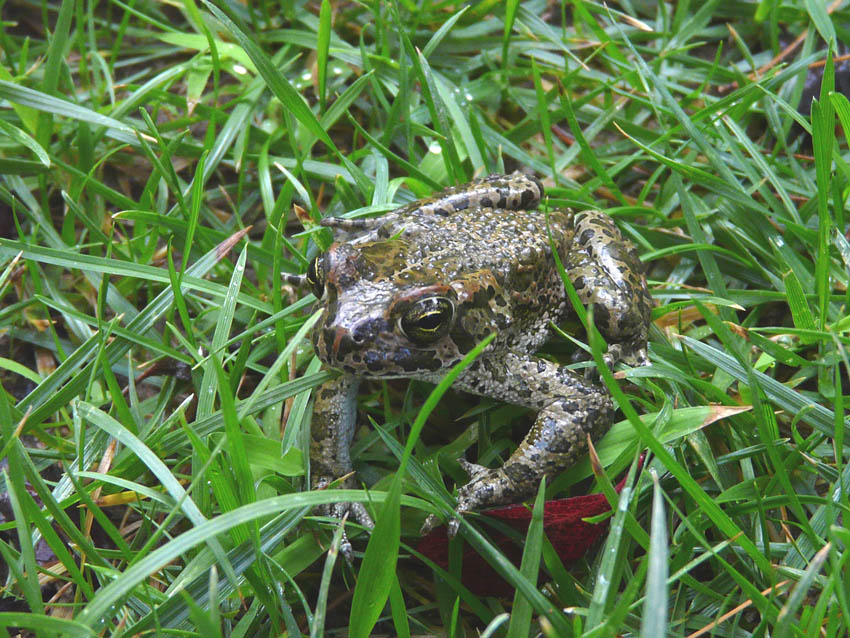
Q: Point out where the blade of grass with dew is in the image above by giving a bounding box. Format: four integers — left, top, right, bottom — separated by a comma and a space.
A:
422, 6, 469, 58
587, 474, 634, 626
696, 300, 818, 545
682, 336, 847, 438
0, 239, 271, 314
782, 270, 817, 339
344, 113, 443, 190
198, 244, 246, 418
812, 56, 837, 408
0, 81, 141, 146
319, 72, 373, 130
433, 75, 483, 171
394, 21, 462, 182
804, 0, 836, 43
0, 119, 50, 169
559, 87, 625, 204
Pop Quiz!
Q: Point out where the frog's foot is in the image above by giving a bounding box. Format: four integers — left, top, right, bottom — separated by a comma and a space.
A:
318, 500, 375, 530
419, 460, 526, 537
453, 463, 526, 534
314, 477, 375, 560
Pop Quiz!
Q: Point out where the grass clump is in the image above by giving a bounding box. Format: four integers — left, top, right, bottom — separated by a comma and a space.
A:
1, 1, 849, 636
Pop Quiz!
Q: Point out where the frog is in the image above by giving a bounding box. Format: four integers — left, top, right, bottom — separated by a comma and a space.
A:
287, 172, 652, 550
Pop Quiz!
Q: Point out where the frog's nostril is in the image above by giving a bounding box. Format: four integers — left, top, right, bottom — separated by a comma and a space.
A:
350, 322, 369, 343
351, 319, 383, 343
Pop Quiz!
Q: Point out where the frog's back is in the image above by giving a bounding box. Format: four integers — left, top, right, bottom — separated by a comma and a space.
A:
379, 207, 572, 281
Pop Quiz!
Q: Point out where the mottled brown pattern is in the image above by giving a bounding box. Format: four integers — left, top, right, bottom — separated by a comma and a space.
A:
292, 172, 652, 545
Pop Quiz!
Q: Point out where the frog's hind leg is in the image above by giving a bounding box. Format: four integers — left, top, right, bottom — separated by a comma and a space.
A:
398, 172, 544, 218
567, 210, 653, 368
444, 353, 614, 533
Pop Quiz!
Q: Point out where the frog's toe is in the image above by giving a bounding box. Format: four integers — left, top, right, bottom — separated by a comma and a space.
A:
617, 339, 650, 369
419, 512, 463, 537
318, 502, 373, 562
603, 344, 623, 368
328, 513, 355, 563
340, 537, 353, 562
420, 513, 442, 535
419, 459, 481, 536
349, 502, 375, 530
630, 345, 650, 368
457, 458, 490, 480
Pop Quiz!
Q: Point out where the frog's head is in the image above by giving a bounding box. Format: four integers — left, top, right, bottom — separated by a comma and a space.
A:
304, 240, 505, 377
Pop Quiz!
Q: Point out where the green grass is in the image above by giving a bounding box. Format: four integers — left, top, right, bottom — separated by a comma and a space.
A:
1, 0, 849, 636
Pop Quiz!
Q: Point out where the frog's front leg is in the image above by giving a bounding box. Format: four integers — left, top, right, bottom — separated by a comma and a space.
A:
442, 352, 614, 532
568, 210, 653, 368
310, 375, 374, 545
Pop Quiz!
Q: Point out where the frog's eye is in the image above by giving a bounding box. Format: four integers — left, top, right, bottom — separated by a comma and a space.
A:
400, 296, 454, 344
305, 255, 326, 299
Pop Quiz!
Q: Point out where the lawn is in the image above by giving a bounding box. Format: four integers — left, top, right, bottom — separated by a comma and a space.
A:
1, 0, 849, 636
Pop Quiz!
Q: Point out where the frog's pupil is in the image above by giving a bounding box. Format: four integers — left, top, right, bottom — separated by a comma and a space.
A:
416, 311, 443, 331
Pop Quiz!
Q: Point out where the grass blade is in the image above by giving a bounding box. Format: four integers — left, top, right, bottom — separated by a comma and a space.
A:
316, 0, 331, 111
641, 470, 669, 638
506, 479, 545, 638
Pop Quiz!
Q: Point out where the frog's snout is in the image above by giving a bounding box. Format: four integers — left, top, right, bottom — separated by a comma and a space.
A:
314, 316, 392, 366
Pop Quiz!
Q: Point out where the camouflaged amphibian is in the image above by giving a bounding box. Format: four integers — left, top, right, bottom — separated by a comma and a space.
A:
289, 172, 652, 548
